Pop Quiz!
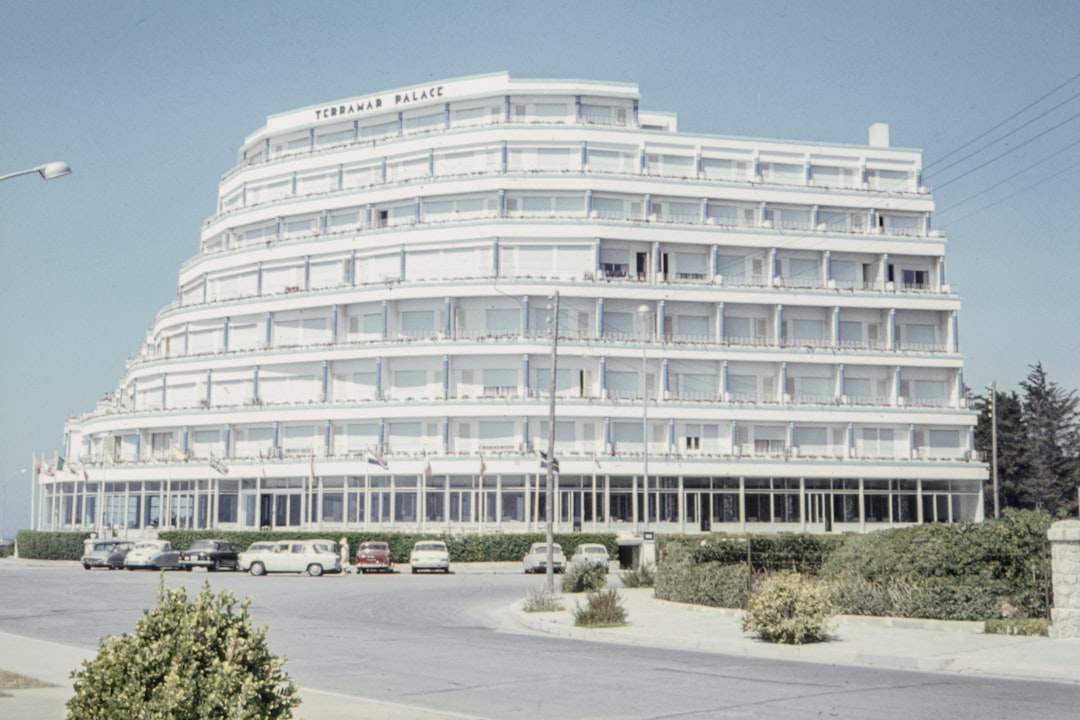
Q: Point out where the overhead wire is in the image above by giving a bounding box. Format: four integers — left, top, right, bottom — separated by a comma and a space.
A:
937, 156, 1080, 227
924, 70, 1080, 172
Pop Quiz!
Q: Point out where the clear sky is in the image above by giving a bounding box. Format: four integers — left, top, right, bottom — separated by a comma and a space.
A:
1, 0, 1078, 538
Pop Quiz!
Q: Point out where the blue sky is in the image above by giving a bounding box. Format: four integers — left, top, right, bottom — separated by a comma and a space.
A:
1, 0, 1078, 537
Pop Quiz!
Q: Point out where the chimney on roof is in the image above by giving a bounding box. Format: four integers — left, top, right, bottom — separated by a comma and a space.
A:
869, 123, 890, 148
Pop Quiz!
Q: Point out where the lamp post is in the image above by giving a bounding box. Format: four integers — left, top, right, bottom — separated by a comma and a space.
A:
1, 469, 27, 542
638, 303, 651, 531
987, 381, 999, 519
544, 292, 560, 593
0, 161, 72, 183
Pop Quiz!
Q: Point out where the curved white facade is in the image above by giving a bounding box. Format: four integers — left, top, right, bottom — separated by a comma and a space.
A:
40, 72, 985, 536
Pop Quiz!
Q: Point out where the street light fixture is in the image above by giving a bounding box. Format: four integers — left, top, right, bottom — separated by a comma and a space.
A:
0, 161, 72, 183
638, 303, 651, 531
1, 468, 28, 542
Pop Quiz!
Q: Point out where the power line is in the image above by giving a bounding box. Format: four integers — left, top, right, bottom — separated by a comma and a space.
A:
925, 89, 1080, 180
924, 70, 1080, 172
937, 157, 1080, 227
933, 109, 1080, 191
935, 137, 1080, 217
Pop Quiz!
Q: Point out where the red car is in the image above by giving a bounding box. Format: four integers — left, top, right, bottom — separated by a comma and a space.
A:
355, 541, 393, 573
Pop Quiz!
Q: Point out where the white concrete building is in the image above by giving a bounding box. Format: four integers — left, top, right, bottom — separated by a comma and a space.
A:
37, 72, 985, 536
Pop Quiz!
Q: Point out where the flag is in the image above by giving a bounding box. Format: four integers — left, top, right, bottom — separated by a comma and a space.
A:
209, 454, 229, 475
56, 456, 66, 471
479, 455, 487, 479
366, 450, 389, 470
309, 454, 316, 483
540, 450, 560, 473
423, 458, 432, 479
170, 445, 189, 462
44, 462, 54, 477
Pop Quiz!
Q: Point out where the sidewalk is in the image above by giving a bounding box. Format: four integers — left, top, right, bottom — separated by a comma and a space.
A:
509, 587, 1080, 684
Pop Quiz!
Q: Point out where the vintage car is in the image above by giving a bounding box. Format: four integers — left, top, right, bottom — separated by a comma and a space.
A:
81, 540, 134, 570
409, 540, 450, 574
569, 543, 611, 573
238, 539, 342, 577
355, 541, 394, 573
178, 539, 239, 571
522, 542, 566, 574
124, 540, 181, 570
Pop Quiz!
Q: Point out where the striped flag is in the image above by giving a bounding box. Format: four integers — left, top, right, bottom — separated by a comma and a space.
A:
539, 450, 560, 473
366, 449, 389, 470
209, 454, 229, 475
479, 455, 487, 479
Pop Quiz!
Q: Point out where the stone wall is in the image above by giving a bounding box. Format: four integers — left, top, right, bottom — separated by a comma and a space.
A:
1049, 520, 1080, 639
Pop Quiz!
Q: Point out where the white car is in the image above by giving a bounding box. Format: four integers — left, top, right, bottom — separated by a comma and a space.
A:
409, 541, 450, 573
570, 543, 611, 573
523, 542, 566, 574
238, 539, 342, 577
124, 540, 180, 570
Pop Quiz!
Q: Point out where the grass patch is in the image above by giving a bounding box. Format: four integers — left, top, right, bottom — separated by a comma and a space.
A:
984, 618, 1051, 636
620, 563, 655, 588
0, 668, 58, 695
522, 586, 564, 612
574, 589, 628, 628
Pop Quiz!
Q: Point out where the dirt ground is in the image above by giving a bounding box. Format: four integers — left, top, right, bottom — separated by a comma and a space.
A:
0, 668, 57, 696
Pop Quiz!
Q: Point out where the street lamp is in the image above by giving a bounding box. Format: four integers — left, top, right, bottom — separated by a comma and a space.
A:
987, 382, 999, 519
638, 303, 651, 531
543, 293, 560, 593
0, 161, 72, 183
1, 469, 28, 542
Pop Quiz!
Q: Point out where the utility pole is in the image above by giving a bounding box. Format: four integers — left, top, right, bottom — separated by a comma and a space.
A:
990, 381, 999, 519
544, 292, 559, 593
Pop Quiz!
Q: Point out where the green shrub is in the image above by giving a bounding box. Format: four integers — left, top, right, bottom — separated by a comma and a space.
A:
984, 617, 1051, 636
16, 530, 89, 560
656, 542, 759, 608
574, 589, 627, 627
620, 563, 656, 588
742, 572, 834, 645
67, 581, 299, 720
522, 586, 563, 613
562, 562, 608, 593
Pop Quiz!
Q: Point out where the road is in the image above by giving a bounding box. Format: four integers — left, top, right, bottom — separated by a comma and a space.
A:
1, 562, 1078, 719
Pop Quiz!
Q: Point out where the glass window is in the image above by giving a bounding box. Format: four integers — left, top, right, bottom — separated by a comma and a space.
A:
401, 310, 435, 336
602, 311, 632, 337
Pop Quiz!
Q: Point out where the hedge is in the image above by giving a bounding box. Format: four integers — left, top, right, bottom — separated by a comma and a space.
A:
15, 529, 618, 565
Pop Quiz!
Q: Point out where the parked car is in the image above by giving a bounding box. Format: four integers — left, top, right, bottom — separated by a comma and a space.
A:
570, 543, 611, 573
81, 540, 134, 570
238, 539, 342, 577
124, 540, 181, 570
522, 542, 566, 574
355, 541, 394, 573
409, 540, 450, 573
179, 539, 239, 571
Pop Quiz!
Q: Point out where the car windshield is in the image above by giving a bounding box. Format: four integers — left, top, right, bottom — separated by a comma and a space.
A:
535, 545, 562, 553
135, 542, 159, 549
360, 543, 387, 551
416, 543, 444, 551
93, 542, 117, 551
189, 541, 216, 550
246, 543, 274, 552
585, 547, 606, 554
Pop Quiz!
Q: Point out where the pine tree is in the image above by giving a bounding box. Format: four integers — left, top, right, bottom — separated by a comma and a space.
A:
1019, 363, 1080, 515
975, 388, 1031, 513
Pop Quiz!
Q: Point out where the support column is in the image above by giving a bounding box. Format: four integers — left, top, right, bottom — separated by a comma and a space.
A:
1049, 521, 1080, 638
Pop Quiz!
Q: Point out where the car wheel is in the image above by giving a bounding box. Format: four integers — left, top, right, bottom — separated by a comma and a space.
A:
209, 561, 220, 572
411, 567, 418, 574
185, 565, 193, 572
83, 564, 91, 570
249, 562, 266, 577
307, 564, 323, 577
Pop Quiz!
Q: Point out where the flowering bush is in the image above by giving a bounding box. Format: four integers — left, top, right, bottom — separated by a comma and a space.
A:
742, 572, 834, 645
67, 581, 299, 719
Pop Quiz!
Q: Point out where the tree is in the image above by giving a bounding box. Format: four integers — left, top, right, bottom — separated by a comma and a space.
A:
1019, 363, 1080, 515
67, 582, 299, 720
974, 388, 1031, 513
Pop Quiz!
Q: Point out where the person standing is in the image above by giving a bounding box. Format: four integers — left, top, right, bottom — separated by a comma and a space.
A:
339, 536, 351, 574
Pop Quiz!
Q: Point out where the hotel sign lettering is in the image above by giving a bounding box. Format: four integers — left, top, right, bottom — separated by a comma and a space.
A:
314, 85, 445, 121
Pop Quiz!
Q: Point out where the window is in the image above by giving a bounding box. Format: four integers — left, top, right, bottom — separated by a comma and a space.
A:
716, 254, 745, 279
902, 323, 937, 349
400, 310, 435, 337
677, 315, 709, 339
602, 311, 633, 337
844, 377, 873, 401
902, 268, 930, 290
678, 373, 716, 399
863, 428, 895, 457
485, 308, 519, 335
839, 321, 862, 346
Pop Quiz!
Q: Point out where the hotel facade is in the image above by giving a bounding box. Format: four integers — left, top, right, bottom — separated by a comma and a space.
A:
36, 73, 986, 537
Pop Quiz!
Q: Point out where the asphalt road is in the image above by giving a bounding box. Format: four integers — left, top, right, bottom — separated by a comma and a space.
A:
1, 563, 1078, 719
